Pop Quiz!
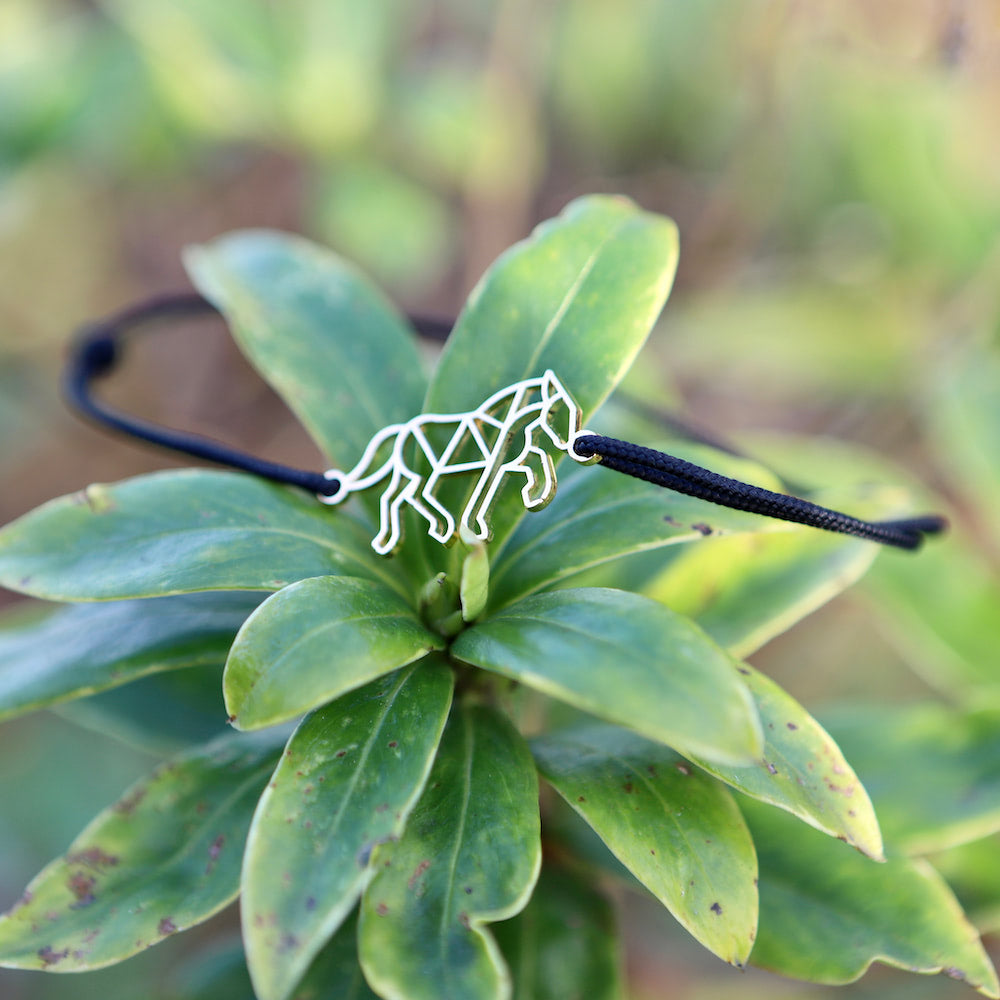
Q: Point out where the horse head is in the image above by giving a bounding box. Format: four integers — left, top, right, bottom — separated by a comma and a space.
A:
538, 370, 601, 464
538, 370, 583, 450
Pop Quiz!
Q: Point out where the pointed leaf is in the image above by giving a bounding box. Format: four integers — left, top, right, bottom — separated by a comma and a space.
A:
185, 230, 427, 467
647, 521, 879, 659
489, 446, 789, 610
0, 730, 286, 971
452, 587, 762, 766
243, 661, 454, 1000
428, 196, 677, 428
358, 703, 540, 1000
744, 799, 1000, 997
493, 864, 622, 1000
0, 592, 260, 723
533, 723, 756, 966
822, 703, 1000, 855
224, 576, 444, 730
0, 471, 399, 601
425, 195, 679, 555
692, 664, 883, 860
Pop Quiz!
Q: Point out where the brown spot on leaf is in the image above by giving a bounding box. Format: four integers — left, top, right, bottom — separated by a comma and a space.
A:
710, 902, 723, 915
577, 796, 586, 802
765, 762, 778, 775
205, 834, 225, 874
737, 667, 750, 676
335, 750, 347, 758
408, 860, 431, 890
458, 911, 470, 929
623, 782, 634, 794
376, 902, 389, 916
691, 522, 713, 536
675, 763, 691, 776
114, 788, 146, 815
38, 946, 69, 966
158, 917, 177, 936
67, 873, 96, 908
388, 740, 398, 748
786, 722, 799, 731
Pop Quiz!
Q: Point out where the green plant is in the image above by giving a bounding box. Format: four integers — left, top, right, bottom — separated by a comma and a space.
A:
0, 196, 996, 1000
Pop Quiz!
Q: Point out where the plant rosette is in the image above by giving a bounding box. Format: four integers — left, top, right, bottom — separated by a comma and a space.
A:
0, 196, 995, 1000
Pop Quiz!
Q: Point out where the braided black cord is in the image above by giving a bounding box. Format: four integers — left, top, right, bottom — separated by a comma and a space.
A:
573, 435, 947, 551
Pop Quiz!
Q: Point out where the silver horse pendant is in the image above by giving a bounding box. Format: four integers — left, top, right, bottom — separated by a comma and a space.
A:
319, 370, 596, 554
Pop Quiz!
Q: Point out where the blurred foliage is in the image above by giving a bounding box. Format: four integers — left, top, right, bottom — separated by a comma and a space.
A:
1, 0, 1000, 997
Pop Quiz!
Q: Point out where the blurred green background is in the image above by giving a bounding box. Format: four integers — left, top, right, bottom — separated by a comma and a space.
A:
2, 1, 999, 997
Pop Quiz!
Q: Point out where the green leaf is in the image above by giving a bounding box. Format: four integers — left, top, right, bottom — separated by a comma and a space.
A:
292, 908, 380, 1000
425, 195, 679, 556
0, 730, 285, 971
184, 229, 427, 467
933, 837, 1000, 935
692, 664, 883, 860
242, 661, 454, 1000
821, 703, 1000, 855
459, 532, 490, 623
866, 541, 1000, 707
744, 799, 1000, 997
0, 593, 259, 723
224, 576, 444, 730
646, 520, 879, 659
0, 471, 398, 601
533, 723, 757, 966
452, 587, 762, 766
427, 196, 677, 423
929, 343, 1000, 545
489, 446, 789, 610
55, 665, 228, 753
358, 703, 540, 1000
493, 864, 622, 1000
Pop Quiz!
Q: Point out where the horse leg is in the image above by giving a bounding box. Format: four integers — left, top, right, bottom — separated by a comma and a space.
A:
373, 466, 417, 554
520, 445, 556, 509
416, 476, 457, 544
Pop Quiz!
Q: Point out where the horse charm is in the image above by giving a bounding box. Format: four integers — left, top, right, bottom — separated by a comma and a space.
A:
319, 370, 597, 554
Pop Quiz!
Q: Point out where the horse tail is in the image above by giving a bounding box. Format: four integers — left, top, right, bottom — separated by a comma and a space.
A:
322, 424, 405, 504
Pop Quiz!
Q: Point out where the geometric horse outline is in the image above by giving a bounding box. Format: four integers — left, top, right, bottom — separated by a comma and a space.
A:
319, 370, 597, 554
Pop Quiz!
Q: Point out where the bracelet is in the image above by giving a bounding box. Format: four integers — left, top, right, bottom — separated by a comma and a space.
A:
63, 294, 947, 554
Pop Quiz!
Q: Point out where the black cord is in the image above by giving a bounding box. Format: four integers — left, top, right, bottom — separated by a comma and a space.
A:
64, 294, 341, 495
63, 292, 947, 550
572, 436, 946, 550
